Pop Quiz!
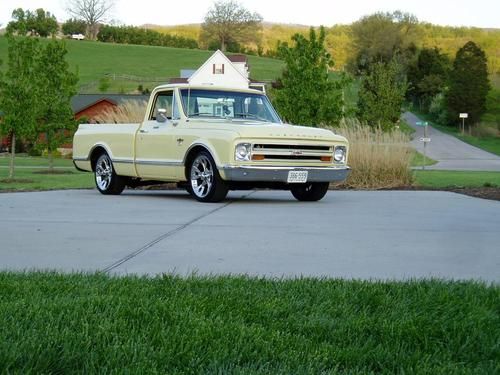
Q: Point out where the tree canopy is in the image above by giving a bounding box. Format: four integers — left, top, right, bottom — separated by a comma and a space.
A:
0, 37, 40, 178
6, 8, 58, 37
357, 58, 408, 131
201, 0, 263, 52
66, 0, 114, 39
407, 47, 451, 110
349, 11, 420, 75
35, 41, 79, 170
446, 41, 490, 126
62, 18, 87, 35
273, 27, 347, 126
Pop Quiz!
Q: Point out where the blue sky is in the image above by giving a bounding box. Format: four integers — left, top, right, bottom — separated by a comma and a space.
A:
1, 0, 499, 28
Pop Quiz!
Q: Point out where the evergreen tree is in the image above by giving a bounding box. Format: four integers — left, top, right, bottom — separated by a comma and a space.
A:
446, 41, 490, 126
274, 27, 348, 126
357, 58, 408, 131
407, 47, 450, 111
35, 41, 79, 171
0, 37, 39, 179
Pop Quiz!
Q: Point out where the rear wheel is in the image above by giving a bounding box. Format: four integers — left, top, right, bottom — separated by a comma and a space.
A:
188, 151, 228, 202
94, 153, 125, 195
290, 182, 329, 202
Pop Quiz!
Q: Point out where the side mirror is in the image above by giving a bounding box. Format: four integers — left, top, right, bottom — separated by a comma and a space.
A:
156, 108, 168, 123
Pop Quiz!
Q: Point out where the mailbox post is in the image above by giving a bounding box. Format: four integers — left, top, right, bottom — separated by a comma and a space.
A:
459, 113, 468, 134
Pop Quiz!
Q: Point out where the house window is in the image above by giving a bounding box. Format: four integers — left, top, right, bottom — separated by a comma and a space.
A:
213, 63, 224, 74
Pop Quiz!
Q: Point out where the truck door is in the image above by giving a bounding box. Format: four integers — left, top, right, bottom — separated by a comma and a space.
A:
134, 89, 182, 179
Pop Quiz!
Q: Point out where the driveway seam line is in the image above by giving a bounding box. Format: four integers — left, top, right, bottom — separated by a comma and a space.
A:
101, 191, 255, 273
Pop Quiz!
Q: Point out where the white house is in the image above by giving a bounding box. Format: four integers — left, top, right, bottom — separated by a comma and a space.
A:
170, 50, 266, 93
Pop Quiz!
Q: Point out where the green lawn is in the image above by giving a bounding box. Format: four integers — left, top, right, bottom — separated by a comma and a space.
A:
0, 37, 285, 90
0, 272, 498, 373
0, 155, 74, 168
0, 157, 94, 191
411, 151, 438, 167
414, 170, 500, 188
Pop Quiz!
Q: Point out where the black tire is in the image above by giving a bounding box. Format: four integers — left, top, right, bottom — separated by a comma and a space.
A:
290, 182, 329, 202
94, 153, 125, 195
188, 151, 228, 202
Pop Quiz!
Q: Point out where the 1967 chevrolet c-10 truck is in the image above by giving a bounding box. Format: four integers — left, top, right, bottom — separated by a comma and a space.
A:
73, 84, 350, 202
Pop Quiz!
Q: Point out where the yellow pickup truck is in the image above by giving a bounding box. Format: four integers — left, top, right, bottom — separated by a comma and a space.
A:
73, 84, 350, 202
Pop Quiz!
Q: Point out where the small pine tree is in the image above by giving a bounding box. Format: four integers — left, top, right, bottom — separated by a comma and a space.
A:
357, 58, 408, 131
446, 41, 490, 126
274, 26, 348, 126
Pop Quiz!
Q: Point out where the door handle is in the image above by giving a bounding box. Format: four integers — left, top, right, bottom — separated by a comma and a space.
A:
139, 129, 148, 133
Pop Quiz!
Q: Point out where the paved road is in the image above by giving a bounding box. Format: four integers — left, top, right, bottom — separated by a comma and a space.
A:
404, 112, 500, 171
1, 189, 498, 282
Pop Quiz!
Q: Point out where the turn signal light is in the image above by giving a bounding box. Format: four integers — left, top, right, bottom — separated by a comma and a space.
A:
252, 155, 265, 161
320, 156, 332, 162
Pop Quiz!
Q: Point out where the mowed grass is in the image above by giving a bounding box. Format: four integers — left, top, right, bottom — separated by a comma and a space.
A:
0, 273, 498, 373
0, 36, 285, 86
411, 151, 438, 167
0, 156, 94, 191
414, 170, 500, 188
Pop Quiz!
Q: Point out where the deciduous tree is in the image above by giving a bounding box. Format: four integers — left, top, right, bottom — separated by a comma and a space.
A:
349, 11, 420, 75
35, 41, 79, 171
6, 8, 58, 37
0, 37, 39, 179
62, 18, 87, 35
274, 27, 347, 126
446, 41, 490, 126
66, 0, 114, 39
357, 58, 408, 131
201, 0, 262, 52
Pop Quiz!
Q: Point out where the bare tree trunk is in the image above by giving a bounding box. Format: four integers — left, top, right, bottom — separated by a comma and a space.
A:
9, 132, 15, 179
221, 37, 226, 52
48, 148, 54, 173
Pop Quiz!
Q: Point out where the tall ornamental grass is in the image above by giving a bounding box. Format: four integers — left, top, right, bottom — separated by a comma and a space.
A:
331, 119, 414, 189
94, 100, 147, 124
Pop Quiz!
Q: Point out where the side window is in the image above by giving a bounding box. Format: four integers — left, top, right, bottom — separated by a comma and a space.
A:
150, 90, 173, 120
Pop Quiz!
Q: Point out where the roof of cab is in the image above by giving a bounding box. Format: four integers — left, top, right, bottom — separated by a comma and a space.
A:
152, 83, 264, 95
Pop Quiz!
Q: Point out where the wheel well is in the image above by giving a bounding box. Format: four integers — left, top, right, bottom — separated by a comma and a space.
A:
90, 146, 107, 171
184, 146, 212, 179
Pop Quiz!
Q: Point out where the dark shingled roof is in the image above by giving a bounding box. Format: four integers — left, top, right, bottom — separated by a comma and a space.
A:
227, 54, 248, 63
71, 94, 149, 114
169, 77, 189, 84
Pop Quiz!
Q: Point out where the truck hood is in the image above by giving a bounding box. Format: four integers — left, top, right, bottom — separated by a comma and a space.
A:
191, 120, 347, 143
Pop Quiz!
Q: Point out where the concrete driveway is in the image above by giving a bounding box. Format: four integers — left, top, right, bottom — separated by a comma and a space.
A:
404, 112, 500, 171
1, 189, 498, 282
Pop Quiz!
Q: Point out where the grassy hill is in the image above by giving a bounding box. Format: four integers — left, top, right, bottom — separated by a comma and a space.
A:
0, 37, 284, 93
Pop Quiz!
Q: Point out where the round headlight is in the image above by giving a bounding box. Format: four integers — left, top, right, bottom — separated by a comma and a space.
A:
334, 147, 346, 162
235, 143, 251, 161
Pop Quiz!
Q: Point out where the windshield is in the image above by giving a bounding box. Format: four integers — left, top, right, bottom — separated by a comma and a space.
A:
180, 89, 281, 124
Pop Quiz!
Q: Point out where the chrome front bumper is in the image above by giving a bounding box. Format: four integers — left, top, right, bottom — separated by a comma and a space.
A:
221, 165, 350, 183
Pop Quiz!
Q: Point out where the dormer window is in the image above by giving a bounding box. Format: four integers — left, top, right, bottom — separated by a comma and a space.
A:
213, 63, 225, 74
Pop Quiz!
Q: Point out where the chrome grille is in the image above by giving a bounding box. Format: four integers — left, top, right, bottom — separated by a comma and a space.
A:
252, 143, 333, 162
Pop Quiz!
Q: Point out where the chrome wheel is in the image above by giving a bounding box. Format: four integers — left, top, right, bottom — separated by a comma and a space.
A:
190, 155, 214, 198
95, 154, 113, 190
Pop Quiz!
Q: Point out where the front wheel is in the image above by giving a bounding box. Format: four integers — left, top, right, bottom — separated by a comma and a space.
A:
94, 153, 125, 195
188, 151, 228, 203
290, 182, 329, 202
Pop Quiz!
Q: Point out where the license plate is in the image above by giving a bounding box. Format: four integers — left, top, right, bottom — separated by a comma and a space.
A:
287, 170, 308, 183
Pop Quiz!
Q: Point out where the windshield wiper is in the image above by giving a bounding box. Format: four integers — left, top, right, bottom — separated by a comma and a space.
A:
233, 113, 267, 121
